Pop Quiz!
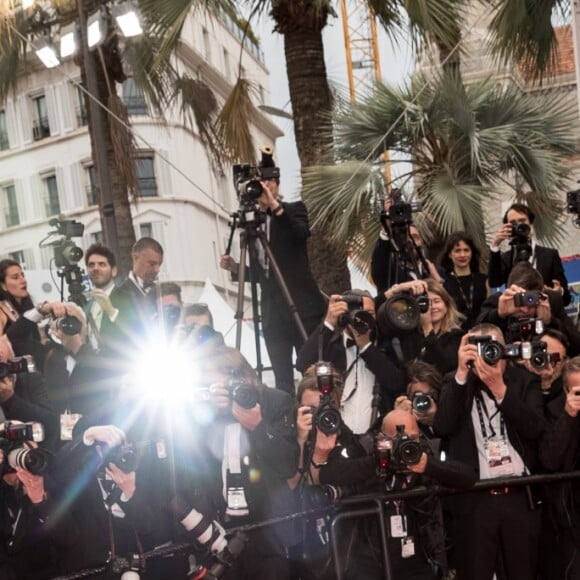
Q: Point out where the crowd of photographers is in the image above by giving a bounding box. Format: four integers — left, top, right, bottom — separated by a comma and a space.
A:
0, 186, 579, 580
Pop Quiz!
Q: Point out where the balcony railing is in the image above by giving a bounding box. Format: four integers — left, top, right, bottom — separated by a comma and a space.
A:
85, 184, 98, 206
32, 117, 50, 141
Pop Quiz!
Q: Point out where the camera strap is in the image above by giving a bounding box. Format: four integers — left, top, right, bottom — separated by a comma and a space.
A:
451, 272, 474, 313
474, 393, 504, 439
222, 423, 249, 517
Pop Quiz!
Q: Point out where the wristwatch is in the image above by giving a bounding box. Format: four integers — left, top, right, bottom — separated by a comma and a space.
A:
311, 458, 328, 468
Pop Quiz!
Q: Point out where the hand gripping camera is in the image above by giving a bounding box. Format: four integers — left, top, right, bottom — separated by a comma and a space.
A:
376, 425, 423, 477
0, 421, 50, 476
337, 293, 375, 335
310, 362, 342, 436
232, 146, 280, 206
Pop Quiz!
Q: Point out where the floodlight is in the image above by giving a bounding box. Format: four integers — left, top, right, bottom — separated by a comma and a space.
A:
59, 23, 78, 58
112, 2, 143, 38
35, 38, 60, 69
87, 8, 107, 49
22, 0, 35, 8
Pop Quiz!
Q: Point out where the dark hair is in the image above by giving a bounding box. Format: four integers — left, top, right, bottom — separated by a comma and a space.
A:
297, 364, 342, 407
132, 237, 163, 256
85, 243, 117, 268
184, 303, 214, 328
562, 356, 580, 390
502, 203, 535, 225
160, 282, 182, 303
439, 231, 481, 274
0, 259, 34, 313
405, 360, 443, 397
199, 346, 259, 388
506, 262, 544, 290
469, 322, 505, 345
539, 328, 570, 353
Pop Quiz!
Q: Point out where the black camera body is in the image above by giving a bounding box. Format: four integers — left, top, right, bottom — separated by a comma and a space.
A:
337, 294, 374, 334
106, 444, 138, 474
227, 378, 258, 409
376, 425, 423, 476
509, 222, 532, 263
514, 290, 543, 308
0, 355, 35, 379
566, 189, 580, 215
0, 421, 48, 476
52, 315, 82, 336
311, 362, 342, 436
508, 317, 543, 342
468, 335, 504, 366
385, 202, 422, 226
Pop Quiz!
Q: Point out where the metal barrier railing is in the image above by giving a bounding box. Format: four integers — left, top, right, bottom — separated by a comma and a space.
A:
51, 470, 580, 580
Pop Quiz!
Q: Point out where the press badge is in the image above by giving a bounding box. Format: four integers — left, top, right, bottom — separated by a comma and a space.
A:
401, 537, 415, 558
485, 437, 514, 477
227, 487, 249, 511
390, 514, 407, 538
60, 412, 82, 440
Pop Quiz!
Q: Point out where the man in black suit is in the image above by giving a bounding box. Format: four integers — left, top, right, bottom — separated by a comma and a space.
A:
220, 151, 325, 396
103, 237, 163, 365
434, 323, 545, 580
296, 290, 405, 433
488, 202, 570, 305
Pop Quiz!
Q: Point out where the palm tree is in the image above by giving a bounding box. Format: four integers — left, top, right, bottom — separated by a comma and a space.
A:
302, 72, 579, 274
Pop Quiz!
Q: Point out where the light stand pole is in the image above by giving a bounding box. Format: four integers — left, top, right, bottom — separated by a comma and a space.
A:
77, 0, 121, 264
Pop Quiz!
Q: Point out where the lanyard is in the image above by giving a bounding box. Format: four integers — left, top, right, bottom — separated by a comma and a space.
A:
451, 272, 474, 313
342, 347, 360, 404
475, 393, 504, 439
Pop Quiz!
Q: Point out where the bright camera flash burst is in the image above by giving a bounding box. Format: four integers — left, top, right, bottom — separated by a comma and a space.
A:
130, 342, 198, 405
22, 0, 35, 8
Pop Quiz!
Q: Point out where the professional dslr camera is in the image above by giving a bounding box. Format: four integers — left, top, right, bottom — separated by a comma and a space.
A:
233, 146, 280, 206
468, 335, 505, 366
227, 375, 258, 409
508, 316, 543, 342
337, 294, 375, 334
566, 187, 580, 227
0, 421, 50, 476
49, 315, 82, 336
377, 289, 430, 336
308, 362, 342, 436
412, 392, 435, 413
509, 221, 532, 263
0, 355, 35, 379
376, 425, 423, 476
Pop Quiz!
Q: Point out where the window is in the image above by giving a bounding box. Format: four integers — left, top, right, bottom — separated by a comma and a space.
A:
85, 165, 98, 205
76, 85, 88, 126
202, 27, 211, 62
0, 111, 9, 151
122, 78, 148, 116
43, 175, 61, 216
2, 184, 19, 227
8, 250, 25, 268
135, 156, 157, 197
139, 222, 152, 238
90, 231, 103, 245
32, 94, 50, 141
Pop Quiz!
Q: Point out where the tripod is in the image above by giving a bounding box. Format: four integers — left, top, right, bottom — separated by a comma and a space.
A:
225, 205, 307, 382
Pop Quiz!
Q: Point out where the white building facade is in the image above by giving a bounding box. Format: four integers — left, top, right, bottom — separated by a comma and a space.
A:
0, 9, 283, 303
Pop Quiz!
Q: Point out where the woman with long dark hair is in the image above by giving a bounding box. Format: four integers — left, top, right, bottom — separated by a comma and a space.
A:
0, 259, 35, 334
439, 232, 488, 330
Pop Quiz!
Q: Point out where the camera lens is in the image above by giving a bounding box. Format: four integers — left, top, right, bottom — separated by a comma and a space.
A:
244, 180, 263, 200
316, 406, 341, 435
232, 384, 258, 409
531, 354, 547, 370
482, 342, 503, 365
8, 447, 49, 475
398, 439, 422, 465
412, 393, 432, 413
377, 294, 420, 335
58, 315, 82, 336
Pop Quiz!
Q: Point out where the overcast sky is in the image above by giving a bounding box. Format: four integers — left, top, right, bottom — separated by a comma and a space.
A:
255, 10, 414, 199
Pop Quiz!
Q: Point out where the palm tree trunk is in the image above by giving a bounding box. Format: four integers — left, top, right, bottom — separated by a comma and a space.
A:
283, 26, 351, 295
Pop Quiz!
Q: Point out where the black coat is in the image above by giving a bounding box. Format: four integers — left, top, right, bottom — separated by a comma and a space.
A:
434, 365, 545, 514
488, 245, 571, 306
295, 323, 405, 413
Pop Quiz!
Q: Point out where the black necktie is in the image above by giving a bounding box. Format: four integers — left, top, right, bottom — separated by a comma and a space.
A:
346, 338, 356, 349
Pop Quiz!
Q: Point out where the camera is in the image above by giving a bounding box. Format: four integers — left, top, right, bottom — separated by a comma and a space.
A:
50, 217, 84, 239
51, 315, 82, 336
511, 222, 531, 238
531, 350, 561, 370
412, 392, 434, 413
0, 421, 49, 476
105, 443, 138, 474
509, 222, 532, 263
302, 484, 355, 508
310, 362, 342, 436
232, 146, 280, 206
227, 377, 258, 409
468, 335, 504, 366
377, 291, 430, 336
514, 290, 543, 308
337, 294, 374, 334
508, 317, 543, 342
375, 425, 423, 476
385, 202, 422, 226
0, 355, 35, 379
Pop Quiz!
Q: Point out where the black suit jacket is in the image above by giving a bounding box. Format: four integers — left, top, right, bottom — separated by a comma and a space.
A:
236, 202, 325, 330
477, 290, 580, 356
434, 365, 544, 514
488, 245, 571, 305
296, 323, 405, 412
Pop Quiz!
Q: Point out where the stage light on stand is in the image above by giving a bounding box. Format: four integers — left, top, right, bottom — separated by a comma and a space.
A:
35, 37, 60, 69
59, 23, 78, 58
87, 7, 107, 49
112, 2, 143, 38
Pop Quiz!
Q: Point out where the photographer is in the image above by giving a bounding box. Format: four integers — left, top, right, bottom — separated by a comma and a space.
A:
379, 278, 463, 375
0, 436, 75, 579
318, 409, 475, 579
488, 203, 570, 305
434, 323, 545, 580
296, 290, 405, 433
175, 346, 299, 579
478, 262, 580, 355
537, 355, 580, 579
219, 149, 325, 397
